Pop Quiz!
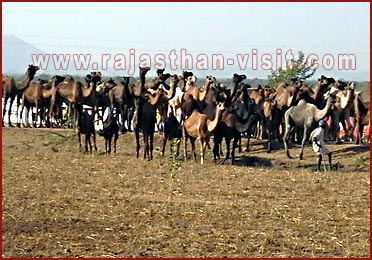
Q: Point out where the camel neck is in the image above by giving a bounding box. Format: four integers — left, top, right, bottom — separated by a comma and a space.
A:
207, 107, 223, 132
15, 69, 33, 89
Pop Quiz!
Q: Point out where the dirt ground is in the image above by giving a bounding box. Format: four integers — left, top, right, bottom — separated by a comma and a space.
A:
2, 127, 370, 257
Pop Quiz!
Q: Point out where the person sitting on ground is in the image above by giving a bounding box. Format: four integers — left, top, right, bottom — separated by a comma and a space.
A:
309, 120, 332, 172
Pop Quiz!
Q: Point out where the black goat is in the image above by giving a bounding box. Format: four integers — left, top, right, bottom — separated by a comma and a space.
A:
161, 112, 182, 156
98, 113, 119, 154
77, 107, 97, 153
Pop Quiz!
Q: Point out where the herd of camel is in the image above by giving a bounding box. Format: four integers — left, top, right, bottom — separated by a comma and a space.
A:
2, 64, 370, 164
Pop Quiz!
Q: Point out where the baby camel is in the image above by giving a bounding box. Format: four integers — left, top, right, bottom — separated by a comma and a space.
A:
183, 102, 225, 164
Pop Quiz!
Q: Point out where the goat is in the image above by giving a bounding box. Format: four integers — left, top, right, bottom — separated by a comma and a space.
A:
161, 111, 182, 157
98, 113, 119, 154
77, 107, 97, 153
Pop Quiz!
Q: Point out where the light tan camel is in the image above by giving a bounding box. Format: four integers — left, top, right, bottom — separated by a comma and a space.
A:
283, 93, 336, 159
183, 102, 225, 164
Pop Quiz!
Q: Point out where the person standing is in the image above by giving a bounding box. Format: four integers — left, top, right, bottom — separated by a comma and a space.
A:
310, 120, 332, 172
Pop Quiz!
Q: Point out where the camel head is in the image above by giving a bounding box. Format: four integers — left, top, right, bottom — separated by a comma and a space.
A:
121, 76, 130, 85
139, 66, 151, 78
27, 64, 39, 77
156, 69, 165, 76
233, 73, 247, 84
159, 73, 171, 82
182, 71, 193, 80
318, 75, 335, 88
204, 75, 216, 87
216, 102, 226, 112
334, 80, 348, 91
169, 74, 180, 88
347, 81, 356, 90
186, 75, 197, 86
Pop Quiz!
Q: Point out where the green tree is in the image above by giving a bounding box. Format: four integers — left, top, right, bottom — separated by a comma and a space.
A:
268, 51, 317, 88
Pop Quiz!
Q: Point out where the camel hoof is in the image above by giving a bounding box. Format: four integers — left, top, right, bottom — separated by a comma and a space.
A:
244, 148, 249, 152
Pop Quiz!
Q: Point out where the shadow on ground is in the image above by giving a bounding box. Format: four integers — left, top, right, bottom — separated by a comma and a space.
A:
233, 155, 273, 167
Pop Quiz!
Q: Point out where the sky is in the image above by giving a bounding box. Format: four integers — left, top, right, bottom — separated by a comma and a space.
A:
2, 2, 370, 79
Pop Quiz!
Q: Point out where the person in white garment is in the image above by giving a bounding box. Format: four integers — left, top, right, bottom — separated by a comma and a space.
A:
309, 120, 332, 172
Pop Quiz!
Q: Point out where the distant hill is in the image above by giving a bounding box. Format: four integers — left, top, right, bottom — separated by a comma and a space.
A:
2, 35, 46, 74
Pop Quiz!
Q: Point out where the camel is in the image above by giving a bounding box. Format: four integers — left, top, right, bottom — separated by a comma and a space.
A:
329, 82, 356, 143
134, 88, 164, 160
19, 75, 67, 128
181, 75, 215, 118
183, 102, 225, 164
2, 64, 39, 127
213, 98, 257, 164
166, 74, 184, 119
50, 73, 100, 128
96, 79, 130, 133
230, 73, 247, 102
353, 89, 370, 144
130, 67, 166, 97
283, 93, 336, 159
19, 79, 47, 127
77, 106, 97, 153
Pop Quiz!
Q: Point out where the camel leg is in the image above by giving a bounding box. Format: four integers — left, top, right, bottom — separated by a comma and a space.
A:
238, 136, 242, 153
16, 95, 22, 127
176, 138, 181, 157
143, 133, 149, 160
231, 136, 239, 165
283, 125, 295, 159
114, 133, 118, 154
135, 129, 140, 158
149, 133, 154, 160
93, 131, 97, 151
200, 139, 208, 165
87, 135, 92, 153
84, 134, 89, 153
108, 136, 112, 154
191, 138, 197, 162
212, 139, 220, 163
222, 138, 231, 165
78, 132, 82, 151
2, 96, 9, 127
33, 105, 39, 128
245, 134, 251, 152
8, 96, 16, 127
299, 127, 310, 160
161, 136, 167, 156
120, 106, 127, 133
19, 103, 25, 128
183, 137, 188, 162
266, 127, 272, 153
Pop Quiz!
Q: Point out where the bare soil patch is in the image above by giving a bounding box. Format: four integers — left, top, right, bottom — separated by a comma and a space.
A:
2, 127, 370, 257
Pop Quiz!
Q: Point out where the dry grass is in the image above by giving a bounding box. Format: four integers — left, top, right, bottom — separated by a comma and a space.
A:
2, 127, 370, 258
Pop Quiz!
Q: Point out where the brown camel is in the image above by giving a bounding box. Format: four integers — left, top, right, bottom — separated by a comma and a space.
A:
353, 89, 370, 144
20, 76, 66, 128
2, 64, 39, 127
181, 75, 215, 118
50, 73, 100, 127
283, 93, 336, 159
183, 102, 225, 164
134, 88, 165, 160
19, 79, 47, 127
